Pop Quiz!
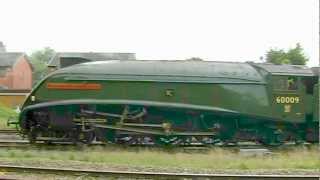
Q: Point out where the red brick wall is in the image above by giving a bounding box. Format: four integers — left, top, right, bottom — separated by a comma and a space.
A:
0, 68, 13, 88
0, 56, 32, 90
12, 56, 32, 89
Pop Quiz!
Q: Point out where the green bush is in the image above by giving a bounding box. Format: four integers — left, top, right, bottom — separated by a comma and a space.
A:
0, 103, 17, 129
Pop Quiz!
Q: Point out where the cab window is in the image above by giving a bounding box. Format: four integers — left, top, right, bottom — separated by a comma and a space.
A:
287, 77, 298, 90
273, 76, 298, 91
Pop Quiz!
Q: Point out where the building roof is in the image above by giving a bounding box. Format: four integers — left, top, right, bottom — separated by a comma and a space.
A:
47, 52, 136, 67
0, 52, 24, 67
53, 60, 264, 83
252, 63, 315, 76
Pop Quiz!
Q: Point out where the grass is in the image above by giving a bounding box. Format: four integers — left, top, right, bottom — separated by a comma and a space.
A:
0, 146, 319, 172
0, 103, 17, 129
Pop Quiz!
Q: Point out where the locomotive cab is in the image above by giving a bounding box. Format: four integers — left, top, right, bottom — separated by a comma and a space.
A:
253, 63, 319, 143
270, 75, 305, 122
253, 63, 317, 122
270, 75, 318, 123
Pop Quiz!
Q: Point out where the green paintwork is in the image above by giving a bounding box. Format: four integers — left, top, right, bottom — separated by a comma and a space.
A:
31, 81, 270, 118
54, 60, 265, 83
18, 60, 319, 145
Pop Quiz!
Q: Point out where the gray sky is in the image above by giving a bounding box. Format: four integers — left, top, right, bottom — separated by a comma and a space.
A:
0, 0, 318, 66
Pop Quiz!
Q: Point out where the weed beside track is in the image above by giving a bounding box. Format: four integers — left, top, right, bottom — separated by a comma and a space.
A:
0, 145, 318, 172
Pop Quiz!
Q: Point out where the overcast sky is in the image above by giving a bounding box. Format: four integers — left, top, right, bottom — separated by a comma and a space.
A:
0, 0, 318, 66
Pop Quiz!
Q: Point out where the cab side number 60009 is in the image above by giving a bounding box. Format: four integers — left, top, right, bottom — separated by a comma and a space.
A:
276, 96, 299, 104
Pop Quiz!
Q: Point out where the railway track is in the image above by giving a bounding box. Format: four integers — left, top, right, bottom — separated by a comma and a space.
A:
0, 165, 318, 179
0, 139, 312, 153
0, 129, 313, 152
0, 129, 25, 148
0, 141, 29, 147
0, 129, 19, 134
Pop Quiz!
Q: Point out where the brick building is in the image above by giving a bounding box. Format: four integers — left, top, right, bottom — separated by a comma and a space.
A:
0, 42, 32, 108
0, 42, 33, 90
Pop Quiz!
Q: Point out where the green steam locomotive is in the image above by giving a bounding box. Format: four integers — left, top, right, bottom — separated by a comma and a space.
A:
16, 60, 319, 145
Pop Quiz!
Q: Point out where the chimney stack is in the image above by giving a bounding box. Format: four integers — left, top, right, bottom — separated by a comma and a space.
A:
0, 42, 6, 52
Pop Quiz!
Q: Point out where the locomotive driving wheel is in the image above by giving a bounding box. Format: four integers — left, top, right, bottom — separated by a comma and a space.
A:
72, 129, 95, 144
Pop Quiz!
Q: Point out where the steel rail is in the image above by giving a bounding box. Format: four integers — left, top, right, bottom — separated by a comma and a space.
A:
0, 138, 312, 150
0, 165, 318, 179
0, 129, 19, 134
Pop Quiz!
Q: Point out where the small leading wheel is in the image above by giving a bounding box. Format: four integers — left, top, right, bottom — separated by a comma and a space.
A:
28, 127, 39, 144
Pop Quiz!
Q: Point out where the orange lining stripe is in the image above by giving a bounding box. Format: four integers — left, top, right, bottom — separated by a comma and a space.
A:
47, 83, 102, 90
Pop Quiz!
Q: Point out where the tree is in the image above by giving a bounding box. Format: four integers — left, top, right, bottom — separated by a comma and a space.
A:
265, 48, 289, 65
286, 43, 308, 65
28, 47, 55, 84
265, 43, 308, 65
